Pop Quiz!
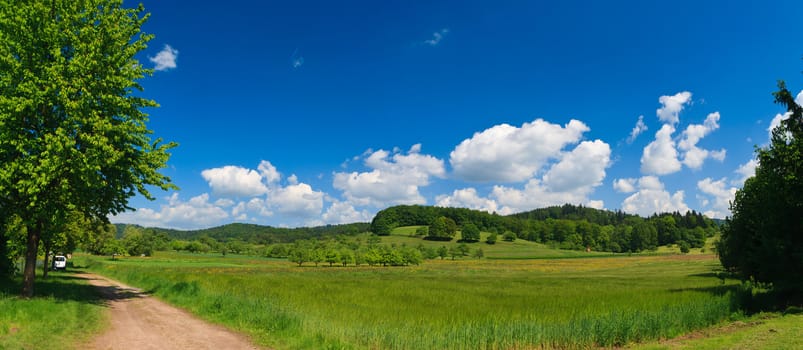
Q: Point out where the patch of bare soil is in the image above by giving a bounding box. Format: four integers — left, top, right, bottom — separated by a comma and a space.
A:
78, 272, 262, 350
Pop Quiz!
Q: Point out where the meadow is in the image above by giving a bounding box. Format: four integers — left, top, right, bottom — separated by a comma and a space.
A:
79, 249, 744, 349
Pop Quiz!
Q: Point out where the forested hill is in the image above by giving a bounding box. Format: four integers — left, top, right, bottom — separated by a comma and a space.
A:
119, 204, 718, 253
371, 204, 719, 253
124, 222, 370, 245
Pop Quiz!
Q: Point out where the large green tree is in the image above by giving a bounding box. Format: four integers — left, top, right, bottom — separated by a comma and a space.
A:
427, 216, 457, 241
718, 80, 803, 295
0, 0, 176, 297
459, 222, 481, 242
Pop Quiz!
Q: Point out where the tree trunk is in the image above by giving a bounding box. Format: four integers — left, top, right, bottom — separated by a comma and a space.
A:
21, 223, 41, 298
42, 240, 51, 279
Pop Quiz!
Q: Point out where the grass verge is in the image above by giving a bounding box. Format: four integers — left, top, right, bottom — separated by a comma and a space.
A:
0, 269, 107, 349
633, 311, 803, 349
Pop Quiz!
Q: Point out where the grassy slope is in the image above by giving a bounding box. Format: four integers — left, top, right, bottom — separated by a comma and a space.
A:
0, 269, 107, 349
386, 226, 610, 259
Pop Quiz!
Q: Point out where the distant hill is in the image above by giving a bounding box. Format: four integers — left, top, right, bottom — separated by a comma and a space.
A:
114, 203, 718, 254
119, 222, 370, 244
370, 204, 719, 253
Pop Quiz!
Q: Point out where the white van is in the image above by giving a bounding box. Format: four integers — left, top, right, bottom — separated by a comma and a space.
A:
52, 255, 67, 271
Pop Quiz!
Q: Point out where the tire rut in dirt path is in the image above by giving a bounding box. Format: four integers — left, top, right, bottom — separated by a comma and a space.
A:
78, 272, 262, 350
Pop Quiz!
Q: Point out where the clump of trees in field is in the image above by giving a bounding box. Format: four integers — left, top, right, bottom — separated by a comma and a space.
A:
371, 204, 718, 253
285, 239, 423, 267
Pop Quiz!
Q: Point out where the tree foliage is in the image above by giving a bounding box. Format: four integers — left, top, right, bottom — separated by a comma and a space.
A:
0, 0, 176, 296
460, 223, 481, 242
372, 204, 716, 253
718, 80, 803, 294
426, 216, 457, 241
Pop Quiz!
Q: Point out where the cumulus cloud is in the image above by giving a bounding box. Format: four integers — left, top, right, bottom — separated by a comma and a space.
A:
768, 112, 791, 140
613, 178, 637, 193
542, 140, 611, 192
627, 115, 648, 143
201, 165, 268, 197
450, 119, 589, 182
435, 188, 501, 213
656, 91, 692, 124
678, 112, 726, 169
732, 159, 758, 186
111, 193, 229, 230
697, 177, 737, 219
267, 183, 324, 218
149, 44, 178, 71
196, 161, 339, 226
640, 124, 682, 175
621, 176, 689, 216
424, 28, 449, 46
766, 90, 803, 141
333, 144, 445, 207
586, 200, 605, 209
258, 160, 282, 184
322, 200, 373, 224
491, 179, 604, 215
481, 139, 610, 214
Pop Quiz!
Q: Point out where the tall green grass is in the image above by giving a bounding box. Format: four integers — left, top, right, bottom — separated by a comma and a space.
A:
81, 253, 740, 349
0, 271, 107, 349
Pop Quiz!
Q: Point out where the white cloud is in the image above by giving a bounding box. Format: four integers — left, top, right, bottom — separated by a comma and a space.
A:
697, 177, 737, 219
621, 176, 689, 216
678, 112, 726, 169
450, 119, 589, 182
258, 160, 282, 184
424, 28, 449, 46
201, 165, 268, 197
767, 88, 802, 141
709, 149, 727, 161
214, 198, 235, 207
627, 115, 648, 143
613, 178, 637, 193
586, 200, 605, 209
149, 44, 178, 71
640, 124, 682, 175
656, 91, 692, 124
487, 140, 610, 213
542, 140, 611, 192
435, 188, 501, 214
491, 179, 603, 215
197, 161, 335, 226
333, 144, 445, 207
110, 193, 229, 230
231, 198, 272, 220
267, 183, 324, 218
732, 159, 758, 185
322, 201, 373, 225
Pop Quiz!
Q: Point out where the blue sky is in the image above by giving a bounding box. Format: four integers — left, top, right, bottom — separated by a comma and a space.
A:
112, 0, 803, 229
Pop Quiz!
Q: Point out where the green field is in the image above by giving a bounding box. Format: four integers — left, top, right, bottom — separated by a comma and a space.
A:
379, 225, 622, 260
78, 250, 745, 349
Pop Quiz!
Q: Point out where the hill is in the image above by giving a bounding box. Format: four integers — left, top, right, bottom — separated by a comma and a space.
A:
122, 222, 370, 244
114, 204, 718, 255
371, 204, 719, 253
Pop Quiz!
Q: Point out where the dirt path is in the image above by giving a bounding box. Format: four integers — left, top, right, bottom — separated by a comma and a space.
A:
78, 273, 261, 350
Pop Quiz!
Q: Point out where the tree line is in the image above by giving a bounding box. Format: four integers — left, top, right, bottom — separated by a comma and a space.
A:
371, 204, 718, 253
